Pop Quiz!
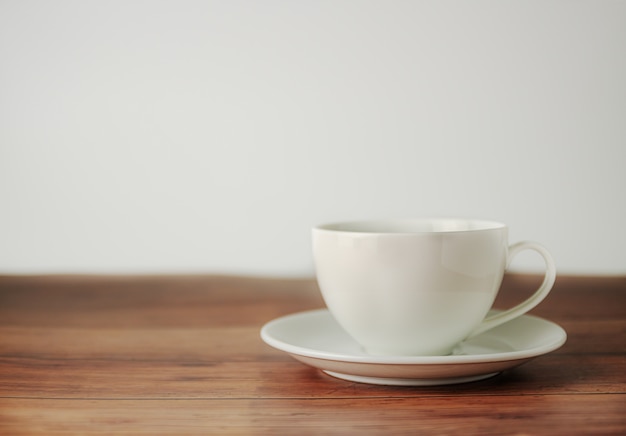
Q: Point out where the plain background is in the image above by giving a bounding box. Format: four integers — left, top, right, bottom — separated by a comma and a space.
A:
1, 0, 625, 276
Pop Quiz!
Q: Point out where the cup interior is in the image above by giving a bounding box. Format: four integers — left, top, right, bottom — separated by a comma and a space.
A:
316, 219, 505, 234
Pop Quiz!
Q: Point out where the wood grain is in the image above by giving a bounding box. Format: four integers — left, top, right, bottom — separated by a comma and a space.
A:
1, 274, 625, 434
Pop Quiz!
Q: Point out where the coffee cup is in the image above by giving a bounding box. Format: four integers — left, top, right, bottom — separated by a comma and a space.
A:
312, 219, 556, 356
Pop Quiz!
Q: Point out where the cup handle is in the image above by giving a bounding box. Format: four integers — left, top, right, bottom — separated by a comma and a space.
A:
466, 241, 556, 338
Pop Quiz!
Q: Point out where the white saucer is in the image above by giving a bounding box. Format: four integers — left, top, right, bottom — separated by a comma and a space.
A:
260, 309, 566, 386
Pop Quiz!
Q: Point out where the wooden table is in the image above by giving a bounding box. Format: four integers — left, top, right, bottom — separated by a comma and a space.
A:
0, 274, 624, 434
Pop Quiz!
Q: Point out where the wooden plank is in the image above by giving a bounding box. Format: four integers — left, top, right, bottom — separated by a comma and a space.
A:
0, 395, 624, 435
0, 275, 324, 328
0, 318, 623, 361
1, 352, 624, 399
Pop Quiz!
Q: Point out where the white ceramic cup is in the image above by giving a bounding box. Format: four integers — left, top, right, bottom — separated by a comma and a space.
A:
312, 219, 556, 356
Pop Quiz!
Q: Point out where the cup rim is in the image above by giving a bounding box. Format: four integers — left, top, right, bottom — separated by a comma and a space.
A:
314, 218, 507, 235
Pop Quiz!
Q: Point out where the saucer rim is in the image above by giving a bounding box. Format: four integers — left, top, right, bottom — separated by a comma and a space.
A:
260, 308, 567, 365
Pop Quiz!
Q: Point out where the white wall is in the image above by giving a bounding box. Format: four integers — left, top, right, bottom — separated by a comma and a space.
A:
1, 0, 624, 276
